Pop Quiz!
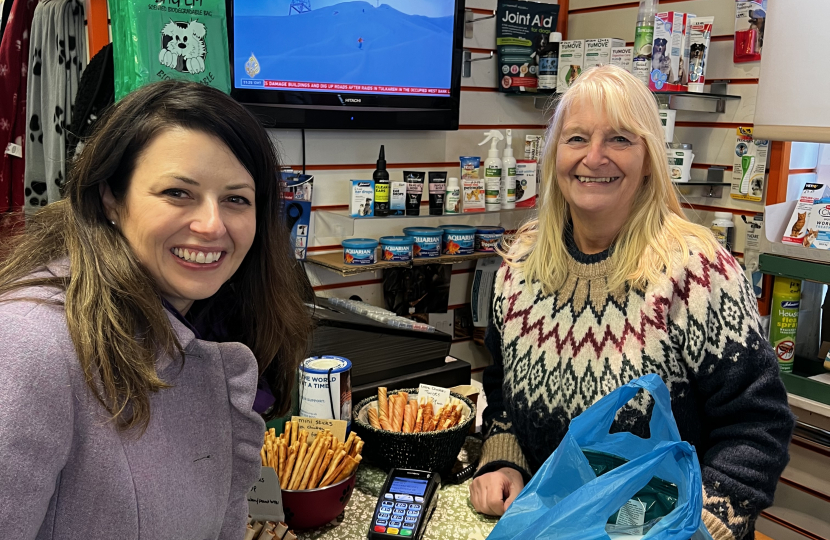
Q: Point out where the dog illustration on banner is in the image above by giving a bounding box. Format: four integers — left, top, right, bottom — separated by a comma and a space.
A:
159, 20, 207, 74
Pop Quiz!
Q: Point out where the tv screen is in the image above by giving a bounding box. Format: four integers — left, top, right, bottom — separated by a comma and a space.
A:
228, 0, 464, 130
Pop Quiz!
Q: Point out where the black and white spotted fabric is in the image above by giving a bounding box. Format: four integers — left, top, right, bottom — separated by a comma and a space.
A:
24, 0, 85, 213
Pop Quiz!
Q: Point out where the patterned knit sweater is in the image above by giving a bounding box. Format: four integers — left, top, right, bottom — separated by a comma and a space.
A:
477, 235, 795, 540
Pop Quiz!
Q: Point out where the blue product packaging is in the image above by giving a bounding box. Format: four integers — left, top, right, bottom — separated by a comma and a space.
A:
379, 236, 415, 262
402, 227, 443, 258
475, 226, 505, 252
442, 225, 477, 255
280, 171, 314, 260
350, 180, 375, 217
342, 238, 378, 265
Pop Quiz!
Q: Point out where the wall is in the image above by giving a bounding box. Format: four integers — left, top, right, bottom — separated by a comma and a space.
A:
290, 0, 558, 381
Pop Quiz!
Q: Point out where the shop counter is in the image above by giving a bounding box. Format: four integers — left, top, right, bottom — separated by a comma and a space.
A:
296, 465, 497, 540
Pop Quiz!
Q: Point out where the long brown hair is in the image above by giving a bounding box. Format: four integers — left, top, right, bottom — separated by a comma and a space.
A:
0, 81, 313, 432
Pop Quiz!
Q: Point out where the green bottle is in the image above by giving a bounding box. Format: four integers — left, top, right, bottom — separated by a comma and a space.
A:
769, 277, 801, 373
632, 0, 658, 85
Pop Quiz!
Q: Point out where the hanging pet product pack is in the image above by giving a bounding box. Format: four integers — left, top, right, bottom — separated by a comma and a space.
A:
495, 0, 560, 93
730, 127, 768, 202
108, 0, 231, 100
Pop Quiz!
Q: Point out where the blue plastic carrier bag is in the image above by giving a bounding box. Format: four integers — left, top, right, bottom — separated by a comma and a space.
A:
487, 374, 713, 540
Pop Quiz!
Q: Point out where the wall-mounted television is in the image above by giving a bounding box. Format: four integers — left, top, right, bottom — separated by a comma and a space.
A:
227, 0, 465, 130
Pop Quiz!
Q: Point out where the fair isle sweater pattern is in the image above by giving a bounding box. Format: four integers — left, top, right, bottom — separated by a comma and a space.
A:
477, 241, 794, 540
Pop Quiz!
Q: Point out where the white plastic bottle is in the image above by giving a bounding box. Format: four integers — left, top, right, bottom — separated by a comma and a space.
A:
501, 129, 517, 209
445, 177, 461, 214
711, 212, 735, 252
479, 130, 504, 211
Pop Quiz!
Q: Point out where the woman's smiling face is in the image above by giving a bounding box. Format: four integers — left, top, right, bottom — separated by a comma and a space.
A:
103, 128, 257, 314
556, 99, 650, 222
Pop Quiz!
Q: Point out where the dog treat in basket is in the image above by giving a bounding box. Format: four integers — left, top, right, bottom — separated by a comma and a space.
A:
368, 388, 465, 433
260, 427, 363, 491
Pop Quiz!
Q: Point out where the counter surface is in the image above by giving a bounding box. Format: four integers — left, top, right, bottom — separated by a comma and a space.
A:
296, 465, 498, 540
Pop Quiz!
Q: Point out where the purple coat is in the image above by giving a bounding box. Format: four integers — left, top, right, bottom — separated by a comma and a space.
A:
0, 262, 265, 539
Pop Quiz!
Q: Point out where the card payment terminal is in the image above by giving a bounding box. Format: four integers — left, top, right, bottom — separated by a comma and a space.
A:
367, 468, 440, 539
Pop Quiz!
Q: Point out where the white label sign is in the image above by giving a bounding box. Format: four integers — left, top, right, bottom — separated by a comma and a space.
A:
5, 143, 22, 158
417, 384, 451, 412
247, 466, 284, 522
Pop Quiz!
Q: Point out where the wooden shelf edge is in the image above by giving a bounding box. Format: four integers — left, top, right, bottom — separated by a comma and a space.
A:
306, 252, 501, 277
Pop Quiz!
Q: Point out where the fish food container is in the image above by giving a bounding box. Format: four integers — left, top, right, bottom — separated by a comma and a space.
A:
441, 225, 477, 256
475, 226, 505, 252
402, 227, 443, 258
341, 238, 378, 265
379, 236, 415, 262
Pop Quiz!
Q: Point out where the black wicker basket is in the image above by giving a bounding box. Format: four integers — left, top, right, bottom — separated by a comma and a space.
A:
352, 388, 476, 475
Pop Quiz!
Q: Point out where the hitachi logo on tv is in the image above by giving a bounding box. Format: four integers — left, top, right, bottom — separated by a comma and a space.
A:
345, 98, 362, 103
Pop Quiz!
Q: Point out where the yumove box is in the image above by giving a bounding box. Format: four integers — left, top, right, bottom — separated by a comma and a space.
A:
556, 40, 584, 93
584, 38, 626, 69
610, 46, 634, 73
649, 12, 695, 92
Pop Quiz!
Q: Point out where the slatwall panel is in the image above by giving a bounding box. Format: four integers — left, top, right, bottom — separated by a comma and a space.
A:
288, 1, 559, 371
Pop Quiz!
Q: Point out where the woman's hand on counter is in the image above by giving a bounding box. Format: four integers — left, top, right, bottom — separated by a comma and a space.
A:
469, 467, 525, 516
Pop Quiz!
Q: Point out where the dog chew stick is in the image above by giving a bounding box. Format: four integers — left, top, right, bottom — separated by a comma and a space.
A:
283, 422, 292, 448
299, 436, 325, 490
274, 522, 289, 538
280, 446, 297, 489
403, 403, 415, 433
244, 524, 257, 540
292, 433, 320, 490
368, 408, 380, 429
312, 449, 334, 488
378, 386, 389, 422
256, 529, 275, 540
260, 446, 267, 466
394, 396, 406, 432
320, 450, 347, 487
278, 440, 286, 478
251, 521, 264, 538
335, 454, 363, 484
287, 442, 308, 490
351, 439, 364, 459
414, 407, 423, 433
343, 432, 357, 455
291, 420, 299, 446
422, 402, 434, 432
323, 455, 352, 487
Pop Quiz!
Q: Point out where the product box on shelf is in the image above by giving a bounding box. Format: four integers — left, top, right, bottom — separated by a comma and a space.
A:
610, 46, 634, 73
349, 180, 375, 218
762, 201, 830, 264
515, 160, 538, 208
556, 40, 585, 93
803, 198, 830, 250
649, 12, 695, 92
280, 171, 313, 261
584, 38, 626, 69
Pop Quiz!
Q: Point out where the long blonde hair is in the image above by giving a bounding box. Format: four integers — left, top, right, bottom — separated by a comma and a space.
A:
503, 65, 718, 293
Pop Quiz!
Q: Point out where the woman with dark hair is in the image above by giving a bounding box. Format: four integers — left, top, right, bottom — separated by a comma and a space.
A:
0, 80, 313, 539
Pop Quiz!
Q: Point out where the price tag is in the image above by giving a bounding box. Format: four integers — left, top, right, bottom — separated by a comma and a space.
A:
291, 416, 347, 444
417, 383, 451, 412
5, 143, 22, 158
247, 466, 284, 522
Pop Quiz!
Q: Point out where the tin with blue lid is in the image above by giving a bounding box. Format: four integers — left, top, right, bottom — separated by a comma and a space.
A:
402, 227, 443, 258
342, 238, 378, 265
475, 226, 505, 252
299, 356, 353, 430
379, 236, 415, 262
441, 225, 477, 256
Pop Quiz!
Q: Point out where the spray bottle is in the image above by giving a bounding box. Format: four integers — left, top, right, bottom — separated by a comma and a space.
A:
501, 129, 517, 209
633, 0, 659, 85
479, 130, 504, 211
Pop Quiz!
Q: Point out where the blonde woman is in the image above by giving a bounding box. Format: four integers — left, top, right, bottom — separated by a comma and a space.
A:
469, 66, 793, 540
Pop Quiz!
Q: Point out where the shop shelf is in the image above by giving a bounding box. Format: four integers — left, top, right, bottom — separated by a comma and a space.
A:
507, 89, 740, 112
673, 182, 731, 198
313, 207, 535, 239
306, 251, 500, 277
759, 253, 830, 284
781, 355, 830, 407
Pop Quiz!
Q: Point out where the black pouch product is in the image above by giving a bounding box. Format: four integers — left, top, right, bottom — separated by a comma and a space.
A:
404, 171, 425, 216
496, 0, 560, 93
428, 172, 447, 216
582, 449, 679, 535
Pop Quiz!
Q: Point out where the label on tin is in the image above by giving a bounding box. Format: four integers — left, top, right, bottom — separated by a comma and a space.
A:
343, 247, 375, 265
475, 234, 502, 252
381, 244, 412, 262
444, 233, 475, 255
291, 416, 348, 444
411, 236, 441, 258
